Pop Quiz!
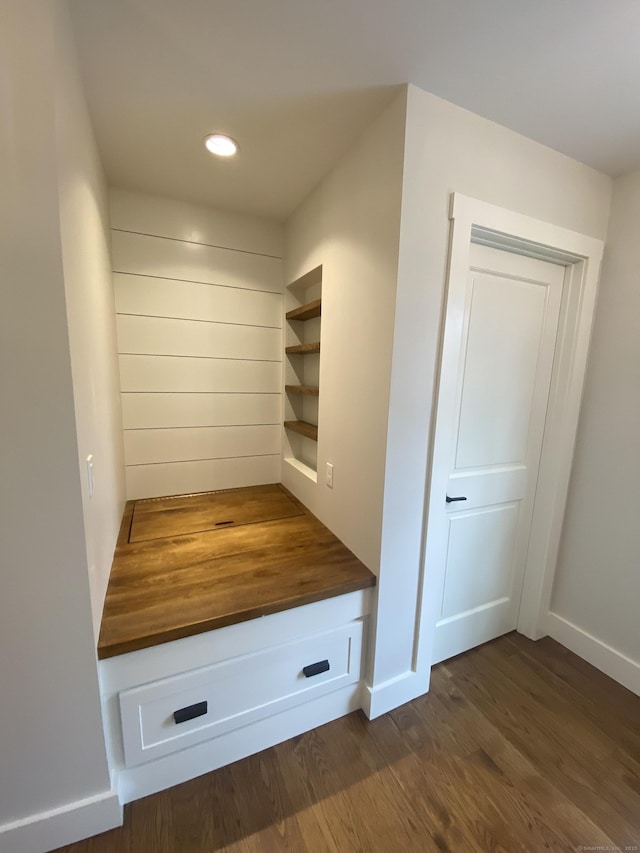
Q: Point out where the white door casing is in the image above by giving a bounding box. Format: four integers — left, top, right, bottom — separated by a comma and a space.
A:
432, 244, 564, 663
417, 194, 604, 673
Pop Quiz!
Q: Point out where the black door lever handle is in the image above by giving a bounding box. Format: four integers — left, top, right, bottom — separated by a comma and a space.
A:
446, 495, 467, 503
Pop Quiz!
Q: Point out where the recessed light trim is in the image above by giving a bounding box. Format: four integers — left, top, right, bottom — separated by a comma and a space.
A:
204, 133, 238, 157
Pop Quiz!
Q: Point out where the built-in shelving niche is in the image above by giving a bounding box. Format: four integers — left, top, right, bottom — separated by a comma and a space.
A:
283, 265, 322, 479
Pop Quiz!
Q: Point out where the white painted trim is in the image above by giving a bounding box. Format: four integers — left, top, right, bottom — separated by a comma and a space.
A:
283, 455, 318, 482
450, 194, 605, 260
418, 193, 604, 674
0, 788, 122, 853
361, 671, 429, 720
545, 612, 640, 697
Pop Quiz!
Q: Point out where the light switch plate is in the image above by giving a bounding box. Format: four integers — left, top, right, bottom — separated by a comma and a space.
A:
326, 462, 334, 489
86, 454, 94, 498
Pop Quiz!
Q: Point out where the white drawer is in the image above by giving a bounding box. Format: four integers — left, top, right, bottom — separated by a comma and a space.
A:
119, 620, 364, 767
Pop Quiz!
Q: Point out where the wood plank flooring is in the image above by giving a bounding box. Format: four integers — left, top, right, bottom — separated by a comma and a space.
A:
56, 633, 640, 852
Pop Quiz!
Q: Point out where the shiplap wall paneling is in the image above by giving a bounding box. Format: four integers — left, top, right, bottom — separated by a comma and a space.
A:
124, 425, 281, 466
121, 393, 281, 429
119, 355, 282, 393
112, 231, 282, 292
126, 455, 281, 501
110, 188, 283, 257
112, 210, 283, 500
116, 315, 281, 361
114, 274, 282, 327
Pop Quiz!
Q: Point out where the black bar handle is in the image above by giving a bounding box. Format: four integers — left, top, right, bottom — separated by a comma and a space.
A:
303, 659, 330, 678
446, 495, 467, 503
173, 700, 208, 725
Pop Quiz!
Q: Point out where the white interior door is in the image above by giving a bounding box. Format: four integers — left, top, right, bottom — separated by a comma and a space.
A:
431, 243, 565, 664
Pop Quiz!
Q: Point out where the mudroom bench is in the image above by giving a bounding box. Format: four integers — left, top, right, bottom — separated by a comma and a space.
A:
97, 483, 376, 803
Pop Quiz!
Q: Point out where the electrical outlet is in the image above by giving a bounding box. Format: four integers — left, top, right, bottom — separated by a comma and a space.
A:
326, 462, 334, 489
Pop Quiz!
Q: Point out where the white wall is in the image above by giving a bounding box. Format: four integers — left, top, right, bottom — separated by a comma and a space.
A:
0, 2, 120, 849
549, 169, 640, 693
368, 84, 613, 715
283, 90, 406, 574
56, 2, 125, 638
110, 189, 284, 499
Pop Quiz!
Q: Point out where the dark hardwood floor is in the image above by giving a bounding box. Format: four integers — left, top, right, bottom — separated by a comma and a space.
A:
56, 634, 640, 852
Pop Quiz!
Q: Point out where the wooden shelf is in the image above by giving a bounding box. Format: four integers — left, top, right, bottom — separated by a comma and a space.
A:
284, 420, 318, 441
285, 341, 320, 355
286, 298, 322, 322
285, 384, 319, 396
288, 265, 322, 292
285, 267, 322, 468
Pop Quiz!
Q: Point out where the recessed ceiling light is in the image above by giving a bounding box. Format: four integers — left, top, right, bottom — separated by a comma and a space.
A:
204, 134, 238, 157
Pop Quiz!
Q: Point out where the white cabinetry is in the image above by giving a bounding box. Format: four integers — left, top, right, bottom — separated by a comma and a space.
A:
100, 590, 370, 803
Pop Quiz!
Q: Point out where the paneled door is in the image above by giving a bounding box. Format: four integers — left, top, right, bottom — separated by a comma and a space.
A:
431, 243, 565, 664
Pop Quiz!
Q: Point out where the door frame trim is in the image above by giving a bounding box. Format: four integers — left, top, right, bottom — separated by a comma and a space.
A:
417, 193, 604, 671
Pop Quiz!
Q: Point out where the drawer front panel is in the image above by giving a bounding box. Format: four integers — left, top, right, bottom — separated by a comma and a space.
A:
119, 621, 363, 767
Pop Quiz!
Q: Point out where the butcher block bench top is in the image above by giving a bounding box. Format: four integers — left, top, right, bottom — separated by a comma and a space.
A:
98, 483, 376, 659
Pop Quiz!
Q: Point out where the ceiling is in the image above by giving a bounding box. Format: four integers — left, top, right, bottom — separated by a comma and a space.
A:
70, 0, 640, 222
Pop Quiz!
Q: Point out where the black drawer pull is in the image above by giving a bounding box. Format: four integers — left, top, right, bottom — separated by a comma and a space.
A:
446, 495, 467, 503
303, 660, 330, 678
173, 700, 208, 725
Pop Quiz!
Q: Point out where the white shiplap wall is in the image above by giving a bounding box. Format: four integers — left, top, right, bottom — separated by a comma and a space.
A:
110, 189, 284, 499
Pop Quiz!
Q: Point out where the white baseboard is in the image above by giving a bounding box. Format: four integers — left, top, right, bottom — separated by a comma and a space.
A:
0, 788, 122, 853
361, 670, 429, 720
545, 611, 640, 696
